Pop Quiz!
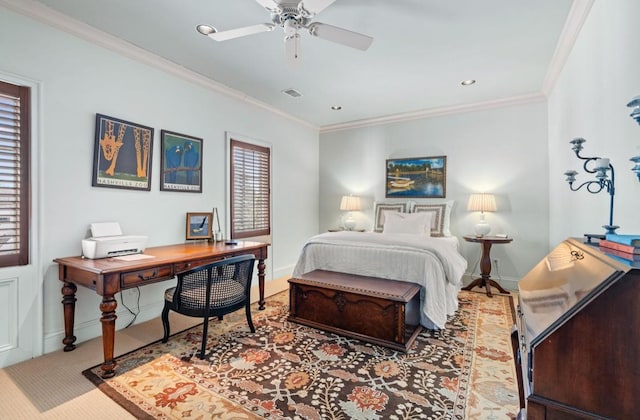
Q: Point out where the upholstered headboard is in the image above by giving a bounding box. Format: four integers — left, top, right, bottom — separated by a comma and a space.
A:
372, 200, 454, 237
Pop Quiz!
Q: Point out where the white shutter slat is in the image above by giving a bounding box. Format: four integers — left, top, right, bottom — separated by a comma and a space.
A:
0, 82, 27, 265
230, 139, 270, 238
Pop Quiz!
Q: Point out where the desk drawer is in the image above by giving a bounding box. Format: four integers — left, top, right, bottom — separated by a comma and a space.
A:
173, 257, 223, 273
121, 265, 173, 287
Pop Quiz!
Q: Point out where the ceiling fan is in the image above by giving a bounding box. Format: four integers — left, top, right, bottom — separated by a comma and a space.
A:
196, 0, 373, 64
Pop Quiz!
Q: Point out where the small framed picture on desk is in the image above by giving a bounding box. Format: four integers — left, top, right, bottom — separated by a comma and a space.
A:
186, 212, 213, 240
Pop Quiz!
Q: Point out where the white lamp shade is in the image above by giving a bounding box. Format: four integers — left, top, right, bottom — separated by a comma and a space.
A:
340, 195, 361, 211
467, 193, 497, 212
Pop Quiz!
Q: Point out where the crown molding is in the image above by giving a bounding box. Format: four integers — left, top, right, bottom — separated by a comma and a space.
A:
320, 92, 546, 133
541, 0, 594, 96
321, 0, 592, 134
0, 0, 318, 130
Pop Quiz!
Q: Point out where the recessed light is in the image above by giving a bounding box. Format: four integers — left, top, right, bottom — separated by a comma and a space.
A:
196, 25, 217, 35
461, 79, 476, 86
331, 105, 342, 111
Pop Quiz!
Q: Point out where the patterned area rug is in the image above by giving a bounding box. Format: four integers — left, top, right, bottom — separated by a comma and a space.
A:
83, 290, 519, 419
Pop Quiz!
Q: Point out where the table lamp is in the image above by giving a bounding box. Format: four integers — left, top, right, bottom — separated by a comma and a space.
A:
467, 193, 496, 237
340, 195, 361, 230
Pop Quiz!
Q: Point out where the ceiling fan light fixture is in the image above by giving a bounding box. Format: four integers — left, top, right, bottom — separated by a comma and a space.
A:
283, 18, 299, 37
196, 24, 217, 36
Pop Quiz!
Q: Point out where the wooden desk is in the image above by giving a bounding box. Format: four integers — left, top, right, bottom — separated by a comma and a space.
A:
462, 235, 512, 297
54, 241, 268, 378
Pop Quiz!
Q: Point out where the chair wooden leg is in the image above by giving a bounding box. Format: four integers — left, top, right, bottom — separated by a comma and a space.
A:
199, 316, 209, 359
161, 303, 171, 343
245, 302, 255, 333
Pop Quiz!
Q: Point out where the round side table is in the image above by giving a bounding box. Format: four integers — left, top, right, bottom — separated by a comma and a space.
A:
462, 235, 513, 297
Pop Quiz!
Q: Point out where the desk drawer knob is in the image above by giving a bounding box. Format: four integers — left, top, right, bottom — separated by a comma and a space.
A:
138, 270, 158, 281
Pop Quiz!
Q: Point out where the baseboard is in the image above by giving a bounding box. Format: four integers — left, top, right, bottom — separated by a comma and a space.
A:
44, 299, 165, 354
273, 264, 295, 282
250, 274, 290, 303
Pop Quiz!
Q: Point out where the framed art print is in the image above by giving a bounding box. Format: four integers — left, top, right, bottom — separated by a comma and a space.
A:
386, 156, 447, 198
92, 113, 154, 191
160, 130, 203, 192
185, 212, 213, 240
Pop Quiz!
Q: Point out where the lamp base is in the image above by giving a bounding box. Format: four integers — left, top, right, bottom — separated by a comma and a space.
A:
344, 214, 356, 231
474, 222, 491, 237
602, 225, 619, 235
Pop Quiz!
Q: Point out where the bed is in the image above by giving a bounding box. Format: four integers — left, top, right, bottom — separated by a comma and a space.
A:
292, 201, 468, 330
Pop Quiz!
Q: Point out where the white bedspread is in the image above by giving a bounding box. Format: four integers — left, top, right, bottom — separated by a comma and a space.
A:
292, 231, 468, 330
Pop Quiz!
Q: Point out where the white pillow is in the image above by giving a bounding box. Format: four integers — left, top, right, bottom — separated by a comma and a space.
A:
382, 211, 433, 236
409, 200, 454, 237
372, 202, 407, 232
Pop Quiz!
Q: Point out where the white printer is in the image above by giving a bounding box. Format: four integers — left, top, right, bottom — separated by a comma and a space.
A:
81, 222, 148, 259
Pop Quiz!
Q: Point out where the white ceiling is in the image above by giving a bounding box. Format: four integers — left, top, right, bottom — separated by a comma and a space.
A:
23, 0, 577, 129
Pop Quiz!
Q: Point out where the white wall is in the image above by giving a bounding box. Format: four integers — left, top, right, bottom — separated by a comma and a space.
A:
0, 7, 319, 353
6, 0, 639, 361
548, 0, 640, 246
319, 101, 550, 287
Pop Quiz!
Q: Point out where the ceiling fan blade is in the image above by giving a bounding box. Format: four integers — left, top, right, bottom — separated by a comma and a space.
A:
299, 0, 337, 15
254, 0, 280, 13
307, 22, 373, 51
208, 23, 275, 42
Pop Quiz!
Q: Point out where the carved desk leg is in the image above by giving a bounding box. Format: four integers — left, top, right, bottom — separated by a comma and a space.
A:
258, 258, 266, 310
61, 281, 77, 352
99, 294, 118, 378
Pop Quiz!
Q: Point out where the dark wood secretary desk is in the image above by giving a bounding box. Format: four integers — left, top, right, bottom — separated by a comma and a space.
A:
54, 241, 268, 378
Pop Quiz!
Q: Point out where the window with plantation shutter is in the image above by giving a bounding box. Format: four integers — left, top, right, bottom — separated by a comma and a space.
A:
230, 138, 270, 239
0, 81, 30, 267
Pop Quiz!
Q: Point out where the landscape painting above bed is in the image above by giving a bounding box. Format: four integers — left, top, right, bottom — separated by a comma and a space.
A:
386, 156, 446, 198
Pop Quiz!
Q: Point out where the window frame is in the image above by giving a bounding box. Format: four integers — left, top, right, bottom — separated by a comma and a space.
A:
0, 80, 30, 267
227, 134, 271, 240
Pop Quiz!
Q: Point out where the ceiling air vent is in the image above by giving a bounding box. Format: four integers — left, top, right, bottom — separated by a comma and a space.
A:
282, 88, 303, 98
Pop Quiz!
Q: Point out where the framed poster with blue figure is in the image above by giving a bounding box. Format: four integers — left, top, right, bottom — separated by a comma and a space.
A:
160, 130, 203, 192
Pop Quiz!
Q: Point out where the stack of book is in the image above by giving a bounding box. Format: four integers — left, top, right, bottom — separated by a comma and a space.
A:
599, 234, 640, 267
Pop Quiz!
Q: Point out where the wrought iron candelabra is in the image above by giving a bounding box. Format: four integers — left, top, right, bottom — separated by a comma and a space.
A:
564, 138, 618, 234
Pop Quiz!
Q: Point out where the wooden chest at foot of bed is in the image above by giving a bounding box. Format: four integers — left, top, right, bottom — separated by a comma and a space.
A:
288, 270, 423, 352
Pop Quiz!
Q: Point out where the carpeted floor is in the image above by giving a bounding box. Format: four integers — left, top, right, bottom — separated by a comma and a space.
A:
83, 290, 519, 419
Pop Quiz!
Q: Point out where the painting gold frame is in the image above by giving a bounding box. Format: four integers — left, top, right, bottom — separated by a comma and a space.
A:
386, 156, 447, 198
